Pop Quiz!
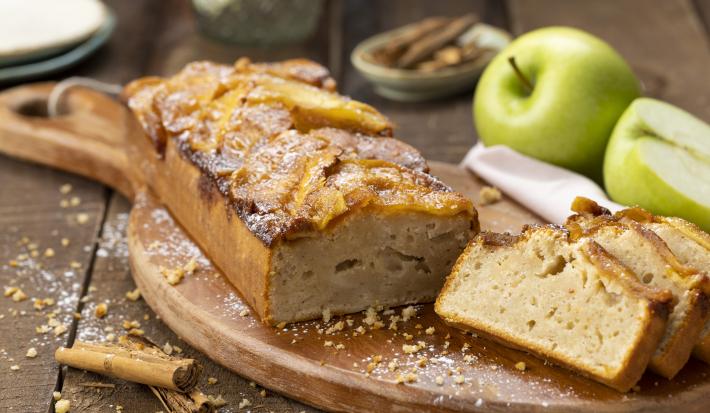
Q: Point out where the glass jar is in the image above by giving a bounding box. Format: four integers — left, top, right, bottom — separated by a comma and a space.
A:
192, 0, 324, 46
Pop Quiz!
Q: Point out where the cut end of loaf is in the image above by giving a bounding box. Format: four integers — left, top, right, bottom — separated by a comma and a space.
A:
266, 210, 475, 324
436, 226, 670, 392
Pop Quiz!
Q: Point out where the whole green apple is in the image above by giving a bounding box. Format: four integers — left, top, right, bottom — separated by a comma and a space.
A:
474, 26, 640, 181
604, 98, 710, 232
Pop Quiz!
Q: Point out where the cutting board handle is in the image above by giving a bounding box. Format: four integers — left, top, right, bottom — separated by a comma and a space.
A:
0, 82, 136, 198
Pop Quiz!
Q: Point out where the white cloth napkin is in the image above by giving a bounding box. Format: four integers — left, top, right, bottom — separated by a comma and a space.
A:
461, 143, 624, 224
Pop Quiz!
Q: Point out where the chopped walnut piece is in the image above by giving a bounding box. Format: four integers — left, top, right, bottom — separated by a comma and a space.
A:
76, 213, 90, 224
207, 394, 226, 407
239, 309, 249, 317
122, 320, 141, 329
11, 289, 28, 302
160, 266, 185, 285
53, 324, 68, 336
53, 391, 61, 401
479, 186, 502, 205
36, 324, 51, 334
44, 248, 55, 258
59, 184, 73, 194
183, 258, 198, 275
95, 303, 108, 318
401, 306, 416, 321
425, 326, 435, 335
325, 321, 345, 334
515, 361, 526, 371
55, 399, 71, 413
125, 288, 141, 301
238, 398, 251, 409
207, 377, 218, 385
26, 347, 38, 358
4, 286, 18, 297
322, 308, 331, 323
61, 238, 70, 247
435, 376, 444, 385
402, 372, 417, 383
402, 344, 420, 354
454, 375, 465, 384
363, 307, 379, 326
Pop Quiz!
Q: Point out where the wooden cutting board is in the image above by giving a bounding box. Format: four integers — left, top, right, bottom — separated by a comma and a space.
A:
0, 83, 709, 413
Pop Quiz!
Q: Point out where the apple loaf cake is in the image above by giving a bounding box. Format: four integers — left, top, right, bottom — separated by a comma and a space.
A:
435, 225, 672, 392
122, 58, 478, 324
573, 197, 710, 363
566, 202, 710, 378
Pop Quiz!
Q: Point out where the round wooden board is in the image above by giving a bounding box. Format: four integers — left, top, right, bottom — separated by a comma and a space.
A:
127, 163, 710, 413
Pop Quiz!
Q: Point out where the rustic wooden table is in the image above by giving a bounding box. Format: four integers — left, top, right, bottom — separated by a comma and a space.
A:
1, 0, 709, 411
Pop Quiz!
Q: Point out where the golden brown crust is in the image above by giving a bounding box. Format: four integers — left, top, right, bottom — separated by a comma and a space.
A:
652, 289, 709, 377
579, 240, 674, 307
123, 58, 475, 246
567, 200, 710, 294
571, 196, 612, 217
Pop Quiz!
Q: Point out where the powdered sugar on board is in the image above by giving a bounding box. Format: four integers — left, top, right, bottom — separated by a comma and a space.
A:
125, 189, 710, 412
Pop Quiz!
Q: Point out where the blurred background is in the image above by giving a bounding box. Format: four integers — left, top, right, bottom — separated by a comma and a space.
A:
3, 0, 708, 164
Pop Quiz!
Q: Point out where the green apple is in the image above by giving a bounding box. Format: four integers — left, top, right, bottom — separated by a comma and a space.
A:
604, 98, 710, 232
474, 26, 640, 181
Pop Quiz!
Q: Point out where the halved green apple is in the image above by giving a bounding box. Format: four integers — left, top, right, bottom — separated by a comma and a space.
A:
604, 98, 710, 232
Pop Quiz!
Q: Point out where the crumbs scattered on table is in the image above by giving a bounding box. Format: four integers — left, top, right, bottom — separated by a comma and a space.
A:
95, 302, 108, 318
125, 288, 141, 301
59, 184, 73, 194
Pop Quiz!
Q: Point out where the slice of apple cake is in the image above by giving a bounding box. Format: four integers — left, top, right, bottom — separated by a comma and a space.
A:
435, 225, 671, 392
566, 200, 710, 378
574, 197, 710, 363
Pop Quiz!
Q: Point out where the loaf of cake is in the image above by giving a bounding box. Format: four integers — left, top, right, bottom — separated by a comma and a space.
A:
435, 225, 672, 392
572, 197, 710, 363
122, 58, 478, 324
566, 206, 710, 378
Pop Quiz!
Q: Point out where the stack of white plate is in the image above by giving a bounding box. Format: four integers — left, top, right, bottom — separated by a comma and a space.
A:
0, 0, 115, 83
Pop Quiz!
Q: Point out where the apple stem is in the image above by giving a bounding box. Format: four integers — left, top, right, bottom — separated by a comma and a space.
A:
508, 56, 533, 93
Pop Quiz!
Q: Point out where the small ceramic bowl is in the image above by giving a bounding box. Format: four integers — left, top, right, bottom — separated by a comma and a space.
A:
351, 22, 512, 102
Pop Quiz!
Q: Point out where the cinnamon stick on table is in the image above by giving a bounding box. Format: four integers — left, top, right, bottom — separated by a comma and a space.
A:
55, 340, 202, 392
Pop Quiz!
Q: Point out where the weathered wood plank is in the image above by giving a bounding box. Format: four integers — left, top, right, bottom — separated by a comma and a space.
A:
694, 0, 710, 39
341, 0, 508, 164
0, 155, 107, 412
62, 194, 318, 412
507, 0, 710, 122
62, 0, 334, 410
